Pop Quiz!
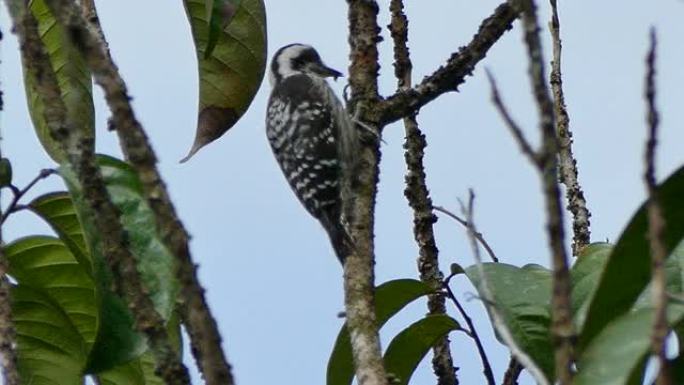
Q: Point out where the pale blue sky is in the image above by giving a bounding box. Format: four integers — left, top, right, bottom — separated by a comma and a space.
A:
1, 1, 684, 384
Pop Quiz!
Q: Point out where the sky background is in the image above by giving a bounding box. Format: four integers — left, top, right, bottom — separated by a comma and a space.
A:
1, 1, 684, 384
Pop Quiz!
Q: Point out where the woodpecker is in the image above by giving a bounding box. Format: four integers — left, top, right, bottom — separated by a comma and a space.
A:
266, 43, 358, 264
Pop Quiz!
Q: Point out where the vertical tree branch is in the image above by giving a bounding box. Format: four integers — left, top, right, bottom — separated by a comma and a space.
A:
488, 1, 575, 381
5, 2, 190, 384
643, 28, 670, 385
548, 0, 591, 256
42, 2, 236, 383
518, 1, 574, 382
388, 2, 457, 384
344, 1, 388, 385
0, 24, 20, 385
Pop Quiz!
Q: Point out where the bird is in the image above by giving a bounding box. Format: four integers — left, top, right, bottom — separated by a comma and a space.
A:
265, 43, 359, 264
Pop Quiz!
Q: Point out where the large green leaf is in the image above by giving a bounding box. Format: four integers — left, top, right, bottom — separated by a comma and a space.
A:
573, 305, 684, 385
4, 236, 94, 383
180, 0, 267, 162
18, 0, 94, 163
6, 236, 97, 350
12, 285, 87, 385
580, 166, 684, 351
465, 263, 554, 382
383, 315, 460, 385
59, 155, 180, 372
327, 279, 433, 385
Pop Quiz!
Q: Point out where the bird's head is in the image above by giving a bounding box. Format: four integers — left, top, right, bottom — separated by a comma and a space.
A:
269, 44, 343, 86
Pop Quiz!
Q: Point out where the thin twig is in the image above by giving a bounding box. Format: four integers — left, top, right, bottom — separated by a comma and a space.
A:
444, 273, 494, 385
0, 20, 20, 384
6, 2, 191, 384
389, 1, 457, 384
43, 2, 236, 383
433, 206, 499, 263
459, 191, 549, 385
485, 70, 538, 165
643, 28, 670, 385
548, 0, 591, 256
1, 169, 56, 224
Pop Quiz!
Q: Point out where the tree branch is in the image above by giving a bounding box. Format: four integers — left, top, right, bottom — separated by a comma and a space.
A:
343, 1, 389, 385
41, 2, 237, 384
501, 357, 523, 385
0, 22, 19, 382
389, 1, 457, 384
6, 2, 190, 383
643, 28, 670, 385
488, 1, 575, 382
548, 0, 591, 256
519, 2, 574, 382
377, 1, 519, 126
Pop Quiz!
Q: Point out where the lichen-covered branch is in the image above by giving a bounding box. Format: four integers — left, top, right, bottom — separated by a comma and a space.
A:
389, 1, 457, 384
548, 0, 591, 256
41, 2, 236, 384
343, 1, 388, 384
377, 2, 519, 125
6, 2, 190, 383
643, 28, 670, 385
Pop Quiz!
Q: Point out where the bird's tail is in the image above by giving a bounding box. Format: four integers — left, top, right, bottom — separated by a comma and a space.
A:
320, 214, 355, 265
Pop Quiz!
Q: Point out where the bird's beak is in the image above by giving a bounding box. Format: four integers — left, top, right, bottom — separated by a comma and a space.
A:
312, 62, 343, 80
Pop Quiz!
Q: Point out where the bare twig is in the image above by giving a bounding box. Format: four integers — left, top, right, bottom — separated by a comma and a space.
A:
643, 28, 670, 385
443, 273, 494, 385
1, 169, 56, 224
485, 70, 539, 165
43, 2, 236, 383
0, 22, 20, 384
434, 205, 499, 263
344, 1, 388, 384
389, 1, 457, 384
460, 191, 549, 385
377, 2, 519, 125
548, 0, 591, 256
6, 1, 190, 384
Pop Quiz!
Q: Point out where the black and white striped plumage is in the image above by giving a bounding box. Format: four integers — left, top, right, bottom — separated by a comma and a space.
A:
266, 44, 358, 264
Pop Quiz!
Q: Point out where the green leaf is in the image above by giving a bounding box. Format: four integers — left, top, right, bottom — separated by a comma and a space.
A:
579, 166, 684, 352
465, 263, 554, 382
12, 285, 87, 385
327, 279, 432, 385
181, 0, 267, 162
29, 192, 94, 276
59, 155, 180, 372
383, 315, 460, 385
571, 243, 612, 329
0, 158, 12, 187
6, 236, 97, 350
573, 305, 684, 385
19, 0, 94, 163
